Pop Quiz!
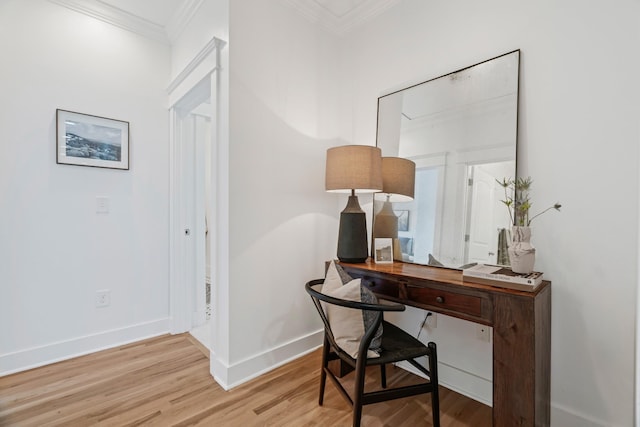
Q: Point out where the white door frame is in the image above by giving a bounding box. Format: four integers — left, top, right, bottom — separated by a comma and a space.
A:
168, 37, 226, 334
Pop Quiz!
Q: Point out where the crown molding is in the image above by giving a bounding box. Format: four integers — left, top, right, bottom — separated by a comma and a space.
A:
281, 0, 402, 36
48, 0, 169, 44
167, 37, 227, 95
165, 0, 205, 43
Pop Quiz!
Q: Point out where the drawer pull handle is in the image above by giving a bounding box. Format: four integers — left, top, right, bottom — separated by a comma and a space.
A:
436, 296, 445, 304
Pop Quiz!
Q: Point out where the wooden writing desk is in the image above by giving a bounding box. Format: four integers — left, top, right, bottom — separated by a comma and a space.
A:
339, 259, 551, 427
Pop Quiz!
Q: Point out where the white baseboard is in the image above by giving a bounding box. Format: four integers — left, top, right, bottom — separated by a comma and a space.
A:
209, 329, 491, 404
394, 359, 493, 407
400, 360, 615, 426
437, 361, 493, 406
0, 318, 170, 376
551, 402, 617, 427
189, 321, 211, 350
200, 330, 613, 426
211, 330, 323, 390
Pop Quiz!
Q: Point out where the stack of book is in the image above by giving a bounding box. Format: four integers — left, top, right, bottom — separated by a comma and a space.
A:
462, 264, 543, 292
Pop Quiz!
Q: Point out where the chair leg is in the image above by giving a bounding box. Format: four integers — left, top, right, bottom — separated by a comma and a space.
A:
352, 358, 367, 427
428, 342, 440, 427
380, 364, 387, 388
318, 337, 330, 406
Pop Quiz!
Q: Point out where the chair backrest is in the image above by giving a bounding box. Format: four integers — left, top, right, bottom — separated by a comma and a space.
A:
305, 279, 405, 360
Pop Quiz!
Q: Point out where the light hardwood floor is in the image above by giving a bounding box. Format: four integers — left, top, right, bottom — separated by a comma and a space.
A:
0, 334, 491, 426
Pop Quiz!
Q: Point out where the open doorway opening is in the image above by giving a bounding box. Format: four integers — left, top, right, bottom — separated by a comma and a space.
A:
168, 37, 226, 364
169, 75, 214, 349
188, 98, 213, 349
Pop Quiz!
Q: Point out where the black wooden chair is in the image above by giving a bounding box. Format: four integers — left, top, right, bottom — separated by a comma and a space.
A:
306, 278, 440, 427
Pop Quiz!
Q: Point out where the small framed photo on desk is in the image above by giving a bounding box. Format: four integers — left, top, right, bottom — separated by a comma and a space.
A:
374, 238, 393, 264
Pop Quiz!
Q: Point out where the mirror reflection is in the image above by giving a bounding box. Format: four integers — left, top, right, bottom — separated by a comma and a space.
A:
375, 50, 520, 269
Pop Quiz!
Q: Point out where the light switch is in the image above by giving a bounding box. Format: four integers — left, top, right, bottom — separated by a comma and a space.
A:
96, 196, 109, 214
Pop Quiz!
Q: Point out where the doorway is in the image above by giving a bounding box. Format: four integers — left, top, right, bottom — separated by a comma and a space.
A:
170, 77, 213, 349
168, 37, 226, 368
188, 104, 212, 348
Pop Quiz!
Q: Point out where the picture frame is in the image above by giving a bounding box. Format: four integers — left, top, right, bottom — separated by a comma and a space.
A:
374, 238, 393, 264
395, 210, 410, 231
399, 237, 414, 256
56, 109, 129, 170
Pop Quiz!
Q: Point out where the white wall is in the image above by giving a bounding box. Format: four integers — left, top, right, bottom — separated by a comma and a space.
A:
0, 0, 171, 373
166, 0, 349, 389
339, 0, 640, 425
220, 0, 345, 387
170, 0, 229, 77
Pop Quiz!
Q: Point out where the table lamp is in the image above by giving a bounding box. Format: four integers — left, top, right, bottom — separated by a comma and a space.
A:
325, 145, 383, 263
372, 157, 416, 260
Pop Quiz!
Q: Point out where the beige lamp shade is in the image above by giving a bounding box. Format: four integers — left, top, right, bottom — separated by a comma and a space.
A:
377, 157, 415, 202
325, 145, 383, 193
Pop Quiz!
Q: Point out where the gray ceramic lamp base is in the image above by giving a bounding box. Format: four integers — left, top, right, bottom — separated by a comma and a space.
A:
372, 200, 401, 260
336, 195, 369, 263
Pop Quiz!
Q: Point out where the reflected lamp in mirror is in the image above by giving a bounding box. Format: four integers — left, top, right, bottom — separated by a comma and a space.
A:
325, 145, 383, 263
372, 157, 415, 261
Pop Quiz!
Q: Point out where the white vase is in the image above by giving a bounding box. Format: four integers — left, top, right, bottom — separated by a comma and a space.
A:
508, 226, 536, 274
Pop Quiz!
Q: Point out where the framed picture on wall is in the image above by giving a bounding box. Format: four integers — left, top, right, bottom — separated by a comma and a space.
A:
56, 109, 129, 170
374, 238, 393, 264
395, 210, 409, 231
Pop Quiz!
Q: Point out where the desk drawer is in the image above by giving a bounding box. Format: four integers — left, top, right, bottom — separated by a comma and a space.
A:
361, 276, 400, 299
406, 285, 483, 318
343, 266, 489, 322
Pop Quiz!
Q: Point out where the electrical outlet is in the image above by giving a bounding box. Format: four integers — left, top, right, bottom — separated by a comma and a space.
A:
426, 312, 437, 328
476, 324, 490, 342
96, 290, 110, 307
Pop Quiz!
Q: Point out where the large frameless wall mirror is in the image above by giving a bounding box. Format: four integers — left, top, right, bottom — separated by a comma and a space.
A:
375, 50, 520, 269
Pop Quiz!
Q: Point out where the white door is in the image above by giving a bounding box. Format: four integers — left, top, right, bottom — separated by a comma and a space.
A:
466, 166, 498, 264
170, 79, 212, 334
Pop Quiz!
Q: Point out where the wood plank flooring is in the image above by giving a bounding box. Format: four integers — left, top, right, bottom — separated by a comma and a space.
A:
0, 334, 491, 426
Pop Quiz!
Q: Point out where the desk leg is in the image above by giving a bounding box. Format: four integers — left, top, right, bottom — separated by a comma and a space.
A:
493, 286, 551, 427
